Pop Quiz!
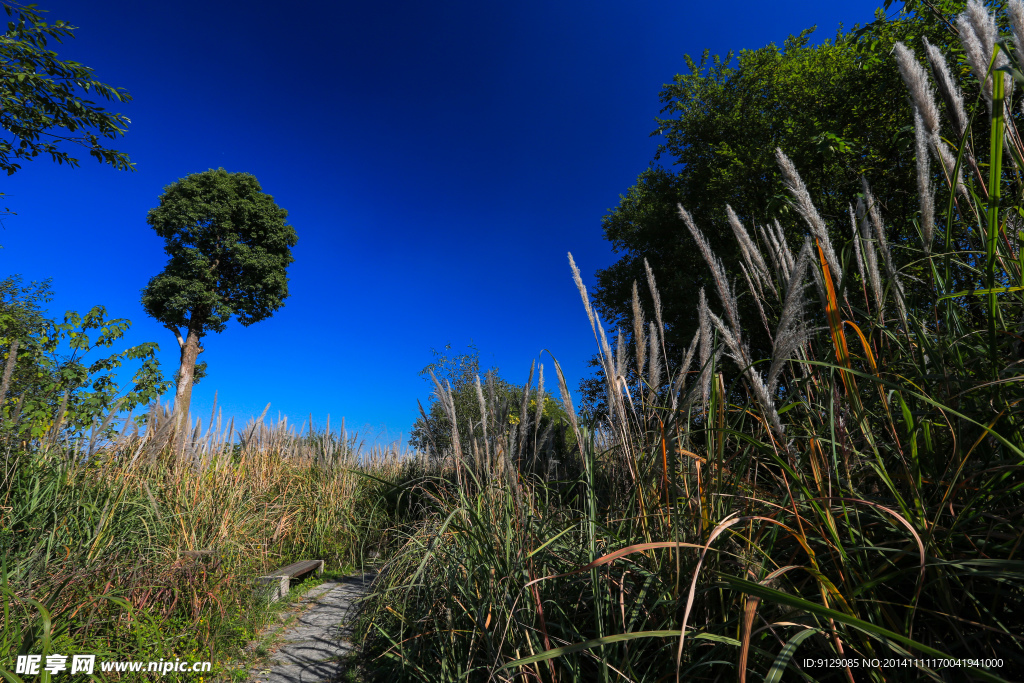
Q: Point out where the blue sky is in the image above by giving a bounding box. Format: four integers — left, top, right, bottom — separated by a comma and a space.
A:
2, 0, 887, 446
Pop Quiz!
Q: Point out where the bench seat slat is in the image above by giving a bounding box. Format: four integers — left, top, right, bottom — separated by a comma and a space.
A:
271, 560, 323, 578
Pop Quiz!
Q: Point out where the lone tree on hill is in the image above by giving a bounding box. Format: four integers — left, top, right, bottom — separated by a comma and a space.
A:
141, 168, 297, 447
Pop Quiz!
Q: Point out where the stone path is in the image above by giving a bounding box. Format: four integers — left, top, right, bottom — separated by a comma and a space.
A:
248, 573, 375, 683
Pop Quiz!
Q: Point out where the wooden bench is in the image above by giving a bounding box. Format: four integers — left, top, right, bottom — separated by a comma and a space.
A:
256, 559, 324, 602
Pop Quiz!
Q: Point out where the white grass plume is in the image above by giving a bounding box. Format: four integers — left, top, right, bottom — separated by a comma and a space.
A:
923, 36, 968, 141
958, 0, 1012, 110
631, 280, 646, 380
698, 289, 713, 410
773, 219, 796, 279
644, 258, 667, 373
921, 37, 972, 195
727, 204, 774, 295
759, 223, 788, 287
741, 260, 773, 341
679, 204, 741, 335
856, 197, 884, 313
706, 307, 784, 436
428, 370, 462, 461
534, 363, 546, 450
849, 204, 865, 286
616, 329, 627, 386
862, 179, 908, 326
550, 356, 579, 437
597, 314, 624, 425
518, 360, 535, 458
775, 148, 842, 285
894, 42, 940, 136
768, 240, 812, 394
569, 252, 624, 425
648, 321, 662, 398
914, 109, 936, 254
569, 252, 598, 340
1010, 0, 1024, 54
475, 374, 489, 464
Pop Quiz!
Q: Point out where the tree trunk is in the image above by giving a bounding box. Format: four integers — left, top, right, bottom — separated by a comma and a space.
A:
171, 324, 203, 455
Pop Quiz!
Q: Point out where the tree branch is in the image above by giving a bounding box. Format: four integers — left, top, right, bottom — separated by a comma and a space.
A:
165, 324, 184, 349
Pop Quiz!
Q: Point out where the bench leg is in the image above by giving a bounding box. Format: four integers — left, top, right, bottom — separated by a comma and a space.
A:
256, 575, 290, 603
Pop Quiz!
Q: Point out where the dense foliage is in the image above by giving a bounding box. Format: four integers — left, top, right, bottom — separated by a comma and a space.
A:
584, 1, 982, 409
0, 276, 169, 441
0, 2, 133, 181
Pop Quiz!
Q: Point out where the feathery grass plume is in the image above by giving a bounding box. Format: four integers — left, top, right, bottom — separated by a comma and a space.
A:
429, 369, 462, 463
648, 321, 662, 398
571, 250, 627, 423
631, 280, 646, 380
616, 329, 627, 385
549, 355, 578, 437
862, 178, 908, 326
568, 252, 598, 340
1011, 0, 1024, 54
958, 7, 991, 104
968, 0, 1011, 96
517, 360, 534, 459
698, 288, 713, 410
894, 39, 968, 198
475, 374, 488, 459
569, 248, 622, 421
893, 42, 940, 136
856, 197, 884, 313
727, 204, 774, 295
533, 363, 546, 464
767, 240, 812, 394
705, 307, 783, 436
914, 109, 936, 254
849, 204, 866, 285
643, 258, 666, 366
758, 223, 787, 285
740, 260, 773, 340
679, 204, 741, 335
958, 0, 1012, 110
923, 36, 970, 142
935, 132, 969, 197
597, 313, 626, 426
775, 148, 842, 286
920, 37, 972, 197
773, 219, 796, 276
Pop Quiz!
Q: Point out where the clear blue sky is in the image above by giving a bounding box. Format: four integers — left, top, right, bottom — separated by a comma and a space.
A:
2, 0, 888, 446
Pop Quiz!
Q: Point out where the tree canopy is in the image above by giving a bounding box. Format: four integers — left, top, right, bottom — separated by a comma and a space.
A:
141, 169, 297, 438
585, 3, 970, 408
0, 2, 133, 180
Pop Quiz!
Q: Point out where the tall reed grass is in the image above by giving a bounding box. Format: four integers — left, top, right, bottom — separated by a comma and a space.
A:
357, 4, 1024, 680
1, 398, 413, 680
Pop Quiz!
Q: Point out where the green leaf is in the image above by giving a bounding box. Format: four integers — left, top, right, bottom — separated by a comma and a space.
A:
501, 630, 683, 669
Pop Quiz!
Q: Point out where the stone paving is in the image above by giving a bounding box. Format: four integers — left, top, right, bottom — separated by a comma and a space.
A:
248, 573, 375, 683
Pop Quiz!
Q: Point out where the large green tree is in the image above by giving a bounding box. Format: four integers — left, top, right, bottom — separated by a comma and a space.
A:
0, 2, 133, 185
586, 2, 971, 408
141, 169, 297, 444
